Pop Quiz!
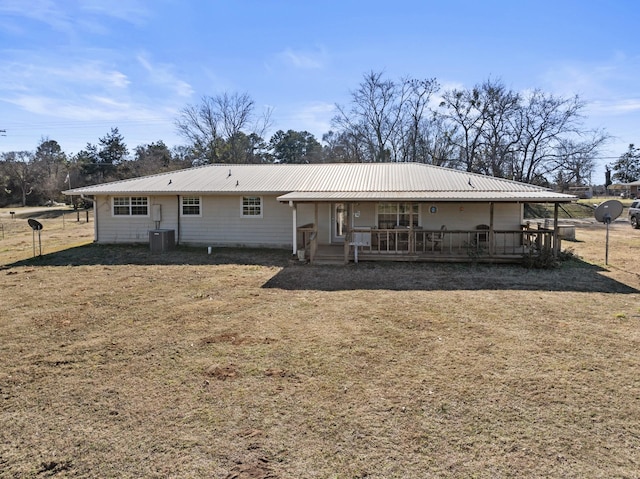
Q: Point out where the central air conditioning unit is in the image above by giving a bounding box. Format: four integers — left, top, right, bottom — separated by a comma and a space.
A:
149, 229, 175, 253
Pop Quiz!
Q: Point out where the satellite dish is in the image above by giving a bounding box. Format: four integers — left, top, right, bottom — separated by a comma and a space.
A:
594, 200, 623, 265
28, 219, 43, 231
594, 200, 623, 224
27, 219, 44, 257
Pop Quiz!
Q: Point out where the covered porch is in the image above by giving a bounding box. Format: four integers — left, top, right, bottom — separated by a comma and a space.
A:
289, 201, 564, 265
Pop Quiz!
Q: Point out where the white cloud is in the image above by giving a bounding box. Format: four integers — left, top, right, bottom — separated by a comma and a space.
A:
0, 57, 130, 92
5, 94, 119, 121
80, 0, 151, 26
588, 98, 640, 115
277, 47, 327, 70
283, 102, 335, 139
539, 53, 640, 101
0, 0, 74, 34
137, 54, 194, 98
0, 0, 151, 38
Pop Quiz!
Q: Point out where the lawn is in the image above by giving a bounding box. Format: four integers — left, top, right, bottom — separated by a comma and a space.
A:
1, 207, 639, 478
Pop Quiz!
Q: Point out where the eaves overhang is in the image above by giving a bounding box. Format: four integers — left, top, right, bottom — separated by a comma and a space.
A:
277, 191, 577, 203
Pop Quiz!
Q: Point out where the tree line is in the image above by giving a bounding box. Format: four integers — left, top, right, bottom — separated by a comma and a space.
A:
1, 71, 637, 207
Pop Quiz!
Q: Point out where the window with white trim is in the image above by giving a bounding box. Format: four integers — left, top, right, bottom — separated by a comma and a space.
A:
113, 196, 149, 216
377, 202, 419, 228
181, 196, 201, 216
241, 196, 263, 217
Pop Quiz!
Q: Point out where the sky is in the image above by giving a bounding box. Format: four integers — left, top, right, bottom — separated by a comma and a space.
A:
1, 0, 639, 184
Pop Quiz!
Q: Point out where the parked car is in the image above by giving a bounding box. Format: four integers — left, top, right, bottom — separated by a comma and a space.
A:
629, 200, 640, 229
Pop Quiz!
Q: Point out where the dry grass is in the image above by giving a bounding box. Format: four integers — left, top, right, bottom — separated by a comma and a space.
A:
1, 208, 639, 478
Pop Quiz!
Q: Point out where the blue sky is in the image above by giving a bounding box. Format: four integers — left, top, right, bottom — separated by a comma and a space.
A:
1, 0, 638, 183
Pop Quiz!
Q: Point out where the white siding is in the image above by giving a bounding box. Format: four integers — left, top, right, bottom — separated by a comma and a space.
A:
419, 202, 521, 230
95, 195, 179, 243
179, 194, 292, 248
353, 203, 377, 228
95, 194, 292, 247
94, 195, 524, 249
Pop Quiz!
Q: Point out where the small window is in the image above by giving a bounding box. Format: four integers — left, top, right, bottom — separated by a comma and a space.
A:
242, 196, 262, 217
181, 196, 201, 216
112, 196, 148, 216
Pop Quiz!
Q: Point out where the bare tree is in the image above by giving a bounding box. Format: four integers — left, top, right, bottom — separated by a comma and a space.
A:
176, 92, 271, 164
511, 91, 587, 184
551, 133, 608, 188
175, 96, 221, 164
333, 71, 406, 162
399, 77, 439, 162
476, 79, 521, 177
439, 86, 489, 172
418, 113, 459, 167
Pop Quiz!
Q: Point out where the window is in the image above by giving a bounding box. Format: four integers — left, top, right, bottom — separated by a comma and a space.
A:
113, 196, 148, 216
377, 202, 419, 228
242, 196, 262, 217
181, 196, 201, 216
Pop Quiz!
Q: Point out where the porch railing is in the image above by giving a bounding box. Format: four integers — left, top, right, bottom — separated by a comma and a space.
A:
296, 225, 557, 263
348, 227, 556, 259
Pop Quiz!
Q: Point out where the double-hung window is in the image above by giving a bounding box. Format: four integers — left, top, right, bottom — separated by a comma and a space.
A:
113, 196, 149, 216
241, 196, 262, 217
181, 196, 201, 216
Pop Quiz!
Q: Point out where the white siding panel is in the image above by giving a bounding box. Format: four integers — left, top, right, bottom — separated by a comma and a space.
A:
180, 195, 292, 248
419, 202, 521, 230
95, 195, 179, 244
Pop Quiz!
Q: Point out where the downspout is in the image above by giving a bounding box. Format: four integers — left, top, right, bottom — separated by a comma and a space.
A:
176, 195, 180, 246
81, 194, 98, 243
291, 201, 297, 255
312, 202, 319, 264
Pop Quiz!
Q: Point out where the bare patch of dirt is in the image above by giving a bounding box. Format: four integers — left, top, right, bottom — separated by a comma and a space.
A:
206, 364, 240, 381
225, 458, 275, 479
200, 332, 273, 346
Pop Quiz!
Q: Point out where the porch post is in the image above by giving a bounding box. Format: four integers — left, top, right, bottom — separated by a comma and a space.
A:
553, 202, 559, 258
489, 202, 495, 257
344, 202, 352, 264
291, 202, 297, 255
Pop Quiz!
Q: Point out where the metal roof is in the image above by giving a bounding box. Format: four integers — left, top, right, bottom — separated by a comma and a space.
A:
65, 163, 576, 202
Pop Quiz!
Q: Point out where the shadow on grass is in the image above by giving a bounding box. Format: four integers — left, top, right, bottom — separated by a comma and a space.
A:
0, 243, 292, 269
2, 243, 637, 294
263, 259, 639, 293
13, 208, 84, 220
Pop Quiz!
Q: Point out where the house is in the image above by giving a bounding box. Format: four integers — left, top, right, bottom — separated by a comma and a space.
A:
64, 162, 576, 263
624, 180, 640, 199
608, 181, 640, 199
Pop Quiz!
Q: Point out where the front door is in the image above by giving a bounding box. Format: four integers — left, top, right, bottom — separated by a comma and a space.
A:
331, 203, 348, 244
